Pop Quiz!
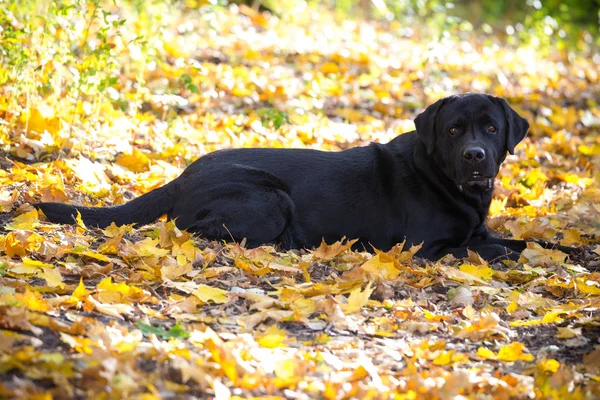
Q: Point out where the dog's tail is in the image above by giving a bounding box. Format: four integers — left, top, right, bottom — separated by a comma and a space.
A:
36, 181, 176, 229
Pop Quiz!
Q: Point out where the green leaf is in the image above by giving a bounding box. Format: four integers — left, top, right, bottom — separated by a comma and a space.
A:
256, 108, 290, 130
136, 321, 190, 339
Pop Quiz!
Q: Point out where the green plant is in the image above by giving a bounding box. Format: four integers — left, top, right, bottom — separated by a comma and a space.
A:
256, 107, 290, 130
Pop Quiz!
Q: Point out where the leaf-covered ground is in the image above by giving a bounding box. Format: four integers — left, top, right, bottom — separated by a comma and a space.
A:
1, 2, 600, 399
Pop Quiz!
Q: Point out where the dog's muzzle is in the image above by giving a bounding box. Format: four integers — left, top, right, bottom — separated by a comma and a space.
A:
457, 171, 494, 192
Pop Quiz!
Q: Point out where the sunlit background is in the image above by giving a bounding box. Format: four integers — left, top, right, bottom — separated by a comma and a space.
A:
1, 1, 600, 398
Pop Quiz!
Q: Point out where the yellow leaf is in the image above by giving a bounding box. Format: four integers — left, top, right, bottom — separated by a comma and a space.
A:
510, 319, 544, 327
128, 238, 170, 258
506, 301, 519, 313
38, 266, 64, 289
320, 62, 340, 75
350, 365, 369, 380
538, 358, 560, 373
433, 350, 466, 365
37, 169, 68, 203
172, 240, 198, 260
97, 277, 143, 300
193, 284, 229, 304
561, 228, 581, 246
274, 358, 302, 388
556, 327, 581, 339
89, 297, 133, 319
442, 266, 487, 284
75, 211, 86, 229
161, 259, 192, 280
65, 157, 112, 195
116, 149, 150, 173
575, 277, 600, 295
423, 310, 450, 322
9, 263, 38, 275
0, 231, 44, 257
20, 258, 51, 269
520, 242, 567, 266
15, 289, 50, 312
456, 312, 507, 340
102, 222, 134, 238
497, 342, 534, 362
505, 218, 557, 241
360, 253, 400, 280
72, 278, 90, 301
203, 329, 239, 383
477, 346, 497, 360
70, 247, 110, 262
557, 172, 594, 187
342, 282, 373, 314
290, 298, 316, 316
5, 209, 40, 231
97, 233, 125, 254
257, 325, 287, 348
577, 143, 600, 156
459, 264, 494, 282
24, 103, 62, 135
541, 311, 564, 324
489, 197, 507, 216
60, 333, 95, 354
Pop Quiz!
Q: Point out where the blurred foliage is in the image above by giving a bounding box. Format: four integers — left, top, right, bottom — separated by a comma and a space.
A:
228, 0, 600, 51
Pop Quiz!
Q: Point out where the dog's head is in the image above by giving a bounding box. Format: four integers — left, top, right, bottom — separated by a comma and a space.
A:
414, 93, 529, 192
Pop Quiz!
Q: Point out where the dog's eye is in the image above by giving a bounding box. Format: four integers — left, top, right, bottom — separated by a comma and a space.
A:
487, 124, 497, 133
448, 127, 458, 136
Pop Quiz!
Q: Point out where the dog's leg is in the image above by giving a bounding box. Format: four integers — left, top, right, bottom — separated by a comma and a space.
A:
181, 183, 295, 247
465, 224, 579, 257
433, 244, 520, 262
484, 236, 578, 255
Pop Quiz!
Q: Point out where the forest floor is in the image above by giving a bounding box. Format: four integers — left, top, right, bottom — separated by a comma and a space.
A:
0, 2, 599, 399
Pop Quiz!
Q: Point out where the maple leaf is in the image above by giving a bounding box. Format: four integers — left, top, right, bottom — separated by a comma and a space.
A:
160, 255, 193, 280
519, 242, 567, 266
4, 209, 40, 231
312, 237, 358, 261
360, 253, 400, 280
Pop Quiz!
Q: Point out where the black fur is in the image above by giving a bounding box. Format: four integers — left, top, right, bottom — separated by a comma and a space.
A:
36, 93, 572, 261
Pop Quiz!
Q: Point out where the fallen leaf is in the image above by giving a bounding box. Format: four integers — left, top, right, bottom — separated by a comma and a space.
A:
312, 237, 358, 261
193, 284, 229, 304
342, 282, 373, 314
497, 342, 535, 362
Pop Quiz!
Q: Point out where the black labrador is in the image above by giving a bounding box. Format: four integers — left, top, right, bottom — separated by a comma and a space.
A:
37, 93, 570, 261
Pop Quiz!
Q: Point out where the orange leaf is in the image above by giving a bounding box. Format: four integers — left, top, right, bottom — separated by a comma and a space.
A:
312, 237, 358, 261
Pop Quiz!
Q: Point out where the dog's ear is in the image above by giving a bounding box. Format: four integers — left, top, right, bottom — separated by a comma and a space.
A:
495, 97, 529, 155
414, 97, 448, 154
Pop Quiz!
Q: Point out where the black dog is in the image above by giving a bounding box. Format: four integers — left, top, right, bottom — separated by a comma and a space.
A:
37, 93, 569, 261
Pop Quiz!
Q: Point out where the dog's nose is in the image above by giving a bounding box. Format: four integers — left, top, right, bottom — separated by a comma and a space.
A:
463, 147, 486, 163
